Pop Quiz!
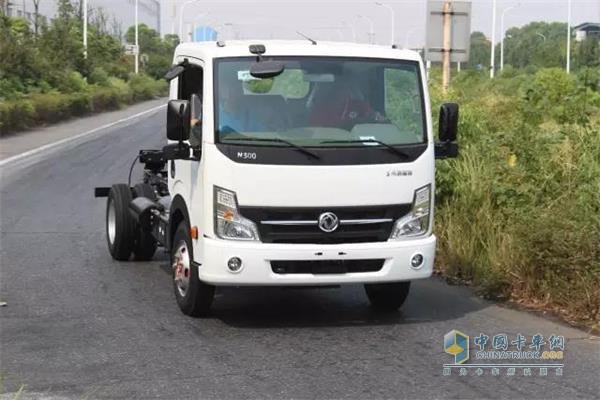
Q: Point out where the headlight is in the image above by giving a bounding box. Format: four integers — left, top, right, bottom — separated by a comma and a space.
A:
389, 185, 431, 240
214, 186, 260, 241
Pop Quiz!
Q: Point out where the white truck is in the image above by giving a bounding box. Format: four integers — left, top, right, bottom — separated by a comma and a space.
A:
95, 40, 459, 317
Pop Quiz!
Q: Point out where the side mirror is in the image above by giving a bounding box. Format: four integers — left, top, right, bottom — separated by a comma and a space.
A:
167, 100, 190, 141
438, 102, 459, 142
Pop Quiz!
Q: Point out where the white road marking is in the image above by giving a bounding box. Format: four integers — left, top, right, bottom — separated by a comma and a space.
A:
0, 103, 165, 168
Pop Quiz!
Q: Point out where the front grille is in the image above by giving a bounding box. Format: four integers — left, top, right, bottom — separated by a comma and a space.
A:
239, 205, 411, 244
271, 259, 385, 274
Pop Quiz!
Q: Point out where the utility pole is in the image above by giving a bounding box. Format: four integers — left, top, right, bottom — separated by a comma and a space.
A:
490, 0, 497, 78
179, 0, 200, 42
404, 27, 417, 48
356, 15, 375, 44
566, 0, 571, 73
83, 0, 87, 59
135, 0, 139, 74
442, 1, 452, 93
500, 5, 515, 72
375, 2, 395, 46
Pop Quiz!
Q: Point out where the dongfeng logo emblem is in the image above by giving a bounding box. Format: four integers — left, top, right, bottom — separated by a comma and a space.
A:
318, 212, 339, 233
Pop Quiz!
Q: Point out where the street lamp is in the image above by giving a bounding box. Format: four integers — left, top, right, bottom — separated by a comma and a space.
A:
535, 32, 547, 42
566, 0, 571, 73
356, 15, 375, 44
404, 27, 418, 48
343, 20, 356, 42
223, 22, 236, 40
490, 0, 497, 78
135, 0, 139, 74
500, 5, 515, 71
179, 0, 202, 42
83, 0, 87, 59
375, 2, 395, 45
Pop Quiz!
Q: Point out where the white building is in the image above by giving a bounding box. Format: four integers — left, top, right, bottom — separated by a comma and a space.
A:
573, 22, 600, 42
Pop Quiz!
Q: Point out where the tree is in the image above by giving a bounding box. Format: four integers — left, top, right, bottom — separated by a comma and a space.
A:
467, 31, 491, 70
124, 24, 178, 79
499, 22, 567, 69
38, 0, 86, 77
575, 37, 600, 68
32, 0, 41, 36
0, 14, 45, 98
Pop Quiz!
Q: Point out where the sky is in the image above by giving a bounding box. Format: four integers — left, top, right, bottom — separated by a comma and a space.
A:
163, 0, 600, 47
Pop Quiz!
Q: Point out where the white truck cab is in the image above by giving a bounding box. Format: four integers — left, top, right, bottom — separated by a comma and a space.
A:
98, 40, 459, 317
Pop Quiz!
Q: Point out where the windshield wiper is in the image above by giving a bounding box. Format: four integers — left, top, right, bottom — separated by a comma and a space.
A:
320, 139, 410, 160
223, 137, 321, 160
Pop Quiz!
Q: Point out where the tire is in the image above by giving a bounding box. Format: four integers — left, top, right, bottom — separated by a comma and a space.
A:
171, 222, 215, 317
133, 183, 157, 201
106, 184, 135, 261
364, 281, 411, 311
132, 183, 157, 261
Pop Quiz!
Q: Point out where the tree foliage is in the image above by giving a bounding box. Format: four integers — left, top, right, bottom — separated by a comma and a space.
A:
465, 21, 599, 72
501, 22, 568, 69
0, 0, 175, 100
125, 24, 178, 79
467, 31, 490, 70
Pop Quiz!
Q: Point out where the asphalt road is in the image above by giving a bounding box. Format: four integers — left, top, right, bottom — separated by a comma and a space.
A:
1, 109, 598, 399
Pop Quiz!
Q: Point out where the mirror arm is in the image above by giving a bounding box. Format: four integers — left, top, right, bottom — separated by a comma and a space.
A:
191, 147, 202, 161
434, 141, 458, 159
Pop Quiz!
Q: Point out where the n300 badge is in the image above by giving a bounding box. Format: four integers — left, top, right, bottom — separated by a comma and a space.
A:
237, 152, 257, 160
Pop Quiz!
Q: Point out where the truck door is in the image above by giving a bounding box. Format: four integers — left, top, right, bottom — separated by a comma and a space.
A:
169, 59, 205, 234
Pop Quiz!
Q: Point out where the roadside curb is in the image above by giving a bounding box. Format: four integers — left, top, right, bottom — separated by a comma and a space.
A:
0, 103, 165, 171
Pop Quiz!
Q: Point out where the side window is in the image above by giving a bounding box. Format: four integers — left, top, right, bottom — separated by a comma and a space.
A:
177, 65, 204, 146
384, 67, 424, 139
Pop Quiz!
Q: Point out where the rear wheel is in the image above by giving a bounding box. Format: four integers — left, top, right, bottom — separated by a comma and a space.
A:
171, 223, 215, 317
132, 183, 157, 261
106, 184, 135, 261
364, 281, 411, 311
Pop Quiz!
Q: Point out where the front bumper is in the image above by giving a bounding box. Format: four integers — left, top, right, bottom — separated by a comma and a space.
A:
197, 235, 436, 285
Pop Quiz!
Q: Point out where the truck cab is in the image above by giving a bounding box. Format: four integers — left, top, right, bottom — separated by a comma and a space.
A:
100, 40, 459, 317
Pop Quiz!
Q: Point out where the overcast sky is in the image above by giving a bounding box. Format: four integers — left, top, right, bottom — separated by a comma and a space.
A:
163, 0, 599, 46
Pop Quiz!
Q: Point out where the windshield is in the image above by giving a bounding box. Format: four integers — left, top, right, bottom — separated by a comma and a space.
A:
214, 57, 426, 147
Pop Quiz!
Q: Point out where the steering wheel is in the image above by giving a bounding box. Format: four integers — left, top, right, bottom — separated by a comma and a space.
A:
339, 96, 389, 124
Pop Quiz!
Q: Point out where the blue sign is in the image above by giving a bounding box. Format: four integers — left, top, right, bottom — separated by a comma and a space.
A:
193, 26, 217, 42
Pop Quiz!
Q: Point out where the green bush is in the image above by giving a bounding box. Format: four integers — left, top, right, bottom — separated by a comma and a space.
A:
0, 100, 34, 134
30, 93, 73, 124
68, 91, 92, 116
90, 86, 122, 111
0, 73, 168, 135
128, 73, 167, 101
433, 69, 600, 328
59, 71, 89, 93
108, 77, 133, 104
88, 67, 110, 86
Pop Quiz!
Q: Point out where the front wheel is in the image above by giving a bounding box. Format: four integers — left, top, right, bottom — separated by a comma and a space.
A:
131, 183, 157, 261
364, 281, 411, 311
106, 184, 135, 261
171, 223, 215, 317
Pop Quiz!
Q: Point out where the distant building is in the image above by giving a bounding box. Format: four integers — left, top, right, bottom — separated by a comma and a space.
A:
573, 22, 600, 42
3, 0, 161, 35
